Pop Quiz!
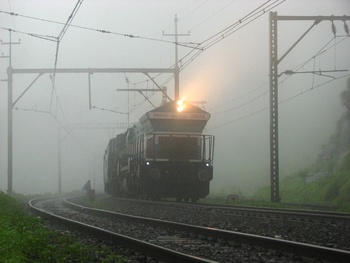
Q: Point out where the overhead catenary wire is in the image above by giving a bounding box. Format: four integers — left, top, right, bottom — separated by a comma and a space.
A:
220, 36, 349, 111
0, 0, 285, 115
0, 9, 199, 50
179, 0, 286, 71
210, 33, 350, 129
51, 0, 84, 93
151, 0, 287, 93
3, 0, 328, 128
201, 0, 282, 46
278, 35, 349, 86
177, 0, 210, 22
209, 72, 350, 131
0, 0, 284, 65
0, 26, 57, 42
157, 0, 286, 93
122, 0, 288, 112
186, 0, 238, 32
49, 0, 84, 132
2, 1, 88, 147
208, 18, 350, 119
50, 0, 84, 103
1, 2, 348, 145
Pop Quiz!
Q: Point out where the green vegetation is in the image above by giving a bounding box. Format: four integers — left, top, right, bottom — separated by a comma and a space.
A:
253, 150, 350, 212
251, 79, 350, 211
0, 192, 126, 263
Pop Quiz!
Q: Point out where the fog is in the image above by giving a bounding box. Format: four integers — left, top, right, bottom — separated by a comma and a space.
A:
0, 0, 349, 195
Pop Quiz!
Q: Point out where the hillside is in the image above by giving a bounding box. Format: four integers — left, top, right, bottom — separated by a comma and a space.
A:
254, 79, 350, 207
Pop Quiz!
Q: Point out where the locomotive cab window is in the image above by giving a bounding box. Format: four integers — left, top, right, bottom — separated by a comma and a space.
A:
156, 135, 201, 160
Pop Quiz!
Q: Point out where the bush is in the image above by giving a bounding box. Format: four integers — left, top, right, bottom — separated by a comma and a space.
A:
0, 193, 126, 262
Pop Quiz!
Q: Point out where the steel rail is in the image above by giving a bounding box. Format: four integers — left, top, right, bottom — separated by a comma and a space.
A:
64, 197, 350, 263
113, 196, 350, 222
190, 203, 350, 222
29, 198, 217, 263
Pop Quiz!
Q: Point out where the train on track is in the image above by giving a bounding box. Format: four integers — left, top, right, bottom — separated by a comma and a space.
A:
103, 100, 215, 202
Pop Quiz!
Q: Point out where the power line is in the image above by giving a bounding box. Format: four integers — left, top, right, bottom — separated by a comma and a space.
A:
179, 0, 286, 71
212, 37, 349, 127
50, 0, 84, 121
178, 0, 210, 22
0, 26, 57, 41
156, 0, 287, 91
1, 0, 287, 121
209, 23, 350, 120
187, 0, 237, 32
212, 90, 268, 115
211, 83, 269, 112
58, 0, 83, 41
278, 35, 349, 87
209, 73, 350, 131
210, 32, 350, 130
0, 1, 286, 107
0, 9, 197, 49
202, 0, 282, 46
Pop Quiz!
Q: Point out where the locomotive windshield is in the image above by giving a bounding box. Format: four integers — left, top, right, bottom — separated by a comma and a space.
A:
146, 134, 204, 161
157, 135, 200, 160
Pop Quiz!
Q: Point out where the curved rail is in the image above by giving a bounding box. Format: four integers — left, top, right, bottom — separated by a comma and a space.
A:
64, 197, 350, 263
112, 196, 350, 222
29, 197, 216, 263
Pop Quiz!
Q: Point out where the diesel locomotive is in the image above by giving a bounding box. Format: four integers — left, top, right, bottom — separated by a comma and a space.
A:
103, 100, 214, 202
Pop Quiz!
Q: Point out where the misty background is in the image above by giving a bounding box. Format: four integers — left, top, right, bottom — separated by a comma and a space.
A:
0, 0, 349, 195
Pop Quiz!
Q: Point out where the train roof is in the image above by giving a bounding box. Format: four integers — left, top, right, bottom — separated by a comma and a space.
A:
140, 100, 210, 134
151, 100, 208, 112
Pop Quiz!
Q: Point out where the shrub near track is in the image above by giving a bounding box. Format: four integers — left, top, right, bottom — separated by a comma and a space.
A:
0, 192, 126, 263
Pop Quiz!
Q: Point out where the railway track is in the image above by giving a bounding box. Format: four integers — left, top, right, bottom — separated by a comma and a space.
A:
91, 197, 350, 248
108, 197, 350, 223
29, 196, 350, 263
30, 197, 214, 263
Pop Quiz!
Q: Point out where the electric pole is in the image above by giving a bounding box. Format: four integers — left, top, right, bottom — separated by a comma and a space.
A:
163, 15, 190, 100
1, 30, 20, 195
269, 12, 350, 202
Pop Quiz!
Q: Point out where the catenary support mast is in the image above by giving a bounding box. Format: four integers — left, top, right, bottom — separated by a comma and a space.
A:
163, 15, 190, 100
269, 12, 350, 202
1, 30, 20, 195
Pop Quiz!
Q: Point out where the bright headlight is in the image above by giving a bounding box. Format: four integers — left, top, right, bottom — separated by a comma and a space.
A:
176, 99, 185, 112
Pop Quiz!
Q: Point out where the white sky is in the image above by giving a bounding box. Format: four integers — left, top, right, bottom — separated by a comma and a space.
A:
0, 0, 349, 195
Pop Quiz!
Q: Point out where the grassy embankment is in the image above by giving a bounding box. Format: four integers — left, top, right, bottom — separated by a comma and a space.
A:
0, 192, 126, 262
253, 149, 350, 212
